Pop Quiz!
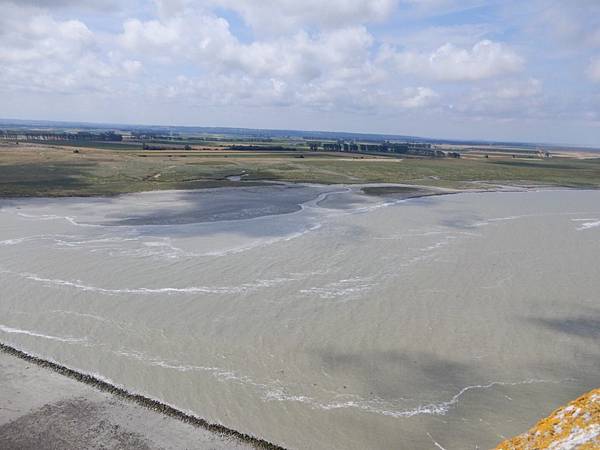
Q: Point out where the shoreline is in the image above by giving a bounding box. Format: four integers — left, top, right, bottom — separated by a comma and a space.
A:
0, 179, 560, 202
0, 342, 285, 450
0, 182, 589, 231
2, 143, 599, 199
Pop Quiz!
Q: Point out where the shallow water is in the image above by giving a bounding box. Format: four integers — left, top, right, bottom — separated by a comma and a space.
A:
1, 186, 599, 449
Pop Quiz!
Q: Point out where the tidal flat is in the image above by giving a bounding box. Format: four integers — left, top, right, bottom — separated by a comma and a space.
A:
0, 184, 599, 449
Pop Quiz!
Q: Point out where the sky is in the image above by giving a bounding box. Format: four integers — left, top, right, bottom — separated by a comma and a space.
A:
0, 0, 599, 146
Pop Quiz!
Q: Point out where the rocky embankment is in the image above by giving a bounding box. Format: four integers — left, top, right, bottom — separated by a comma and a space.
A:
496, 388, 599, 449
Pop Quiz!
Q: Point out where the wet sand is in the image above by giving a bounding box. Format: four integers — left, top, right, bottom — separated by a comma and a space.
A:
0, 346, 267, 450
361, 185, 451, 198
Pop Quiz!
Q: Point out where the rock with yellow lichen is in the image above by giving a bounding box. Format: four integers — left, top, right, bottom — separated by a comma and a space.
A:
495, 388, 599, 449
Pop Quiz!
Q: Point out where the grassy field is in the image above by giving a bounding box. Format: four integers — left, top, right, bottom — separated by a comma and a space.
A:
1, 143, 600, 197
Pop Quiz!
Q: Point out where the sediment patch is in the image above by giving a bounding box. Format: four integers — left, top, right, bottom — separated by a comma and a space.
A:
0, 342, 285, 450
0, 397, 152, 450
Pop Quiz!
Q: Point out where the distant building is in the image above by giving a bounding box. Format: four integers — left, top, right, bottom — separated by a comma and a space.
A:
0, 130, 123, 142
323, 142, 342, 151
316, 140, 445, 157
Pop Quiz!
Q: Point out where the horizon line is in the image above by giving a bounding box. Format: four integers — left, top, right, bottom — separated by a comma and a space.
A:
0, 116, 597, 150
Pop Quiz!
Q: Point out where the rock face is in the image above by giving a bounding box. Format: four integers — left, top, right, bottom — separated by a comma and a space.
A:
496, 388, 599, 450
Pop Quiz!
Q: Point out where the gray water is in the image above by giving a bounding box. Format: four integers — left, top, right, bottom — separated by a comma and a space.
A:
1, 185, 599, 449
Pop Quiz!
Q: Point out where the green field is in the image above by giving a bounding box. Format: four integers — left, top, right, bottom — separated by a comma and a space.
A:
1, 143, 599, 197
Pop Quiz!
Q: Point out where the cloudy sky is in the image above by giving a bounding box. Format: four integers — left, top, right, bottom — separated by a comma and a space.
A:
1, 0, 599, 145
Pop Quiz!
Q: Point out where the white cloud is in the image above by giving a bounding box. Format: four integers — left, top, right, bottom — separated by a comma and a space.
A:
587, 57, 600, 83
0, 4, 137, 94
530, 1, 600, 50
402, 0, 483, 7
0, 14, 93, 63
383, 23, 494, 50
117, 9, 440, 114
118, 12, 375, 79
397, 87, 438, 108
0, 0, 598, 145
122, 59, 143, 76
120, 17, 202, 52
0, 0, 118, 11
385, 40, 523, 81
212, 0, 397, 31
451, 78, 544, 120
154, 0, 187, 17
493, 78, 541, 99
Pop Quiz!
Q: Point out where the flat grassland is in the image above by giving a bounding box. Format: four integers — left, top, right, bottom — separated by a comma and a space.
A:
1, 143, 600, 197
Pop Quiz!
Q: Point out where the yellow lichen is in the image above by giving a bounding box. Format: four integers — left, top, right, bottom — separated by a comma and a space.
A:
495, 388, 600, 449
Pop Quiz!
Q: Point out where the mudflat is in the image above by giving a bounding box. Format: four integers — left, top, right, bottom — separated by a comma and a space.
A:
0, 350, 256, 450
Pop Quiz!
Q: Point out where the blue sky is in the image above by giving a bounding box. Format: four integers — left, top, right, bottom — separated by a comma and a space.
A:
0, 0, 599, 146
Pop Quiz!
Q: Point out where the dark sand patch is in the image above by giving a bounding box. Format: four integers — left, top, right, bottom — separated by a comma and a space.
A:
0, 398, 152, 450
361, 185, 448, 199
103, 185, 325, 226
